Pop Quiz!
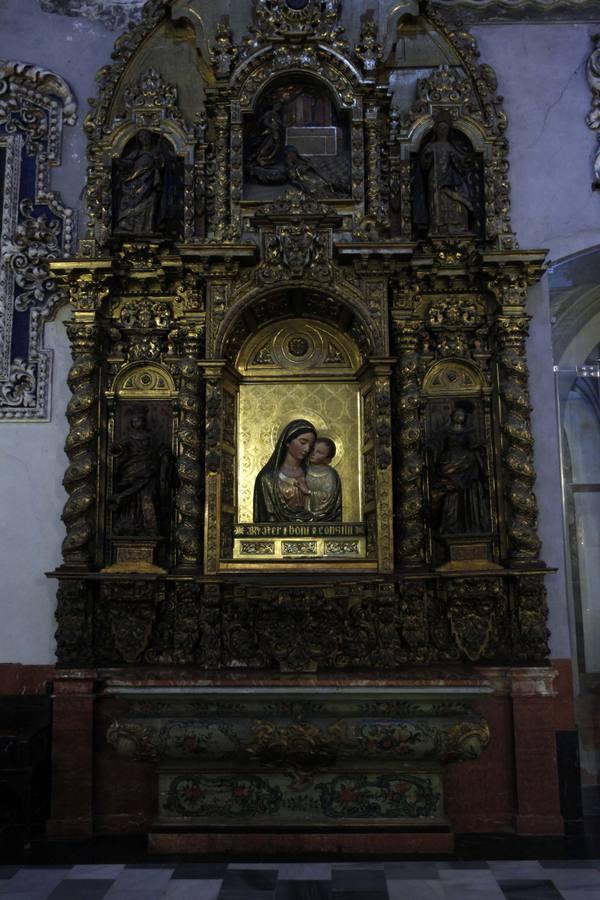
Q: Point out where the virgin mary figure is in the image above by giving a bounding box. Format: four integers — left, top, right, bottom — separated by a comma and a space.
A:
253, 419, 318, 523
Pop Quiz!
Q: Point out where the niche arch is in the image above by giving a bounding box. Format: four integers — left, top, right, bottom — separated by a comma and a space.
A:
204, 297, 393, 574
215, 283, 383, 362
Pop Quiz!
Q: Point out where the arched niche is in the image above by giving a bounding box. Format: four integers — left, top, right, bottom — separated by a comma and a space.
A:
203, 309, 393, 574
242, 73, 353, 203
409, 115, 486, 241
215, 284, 383, 362
111, 129, 185, 238
422, 358, 497, 567
103, 362, 178, 572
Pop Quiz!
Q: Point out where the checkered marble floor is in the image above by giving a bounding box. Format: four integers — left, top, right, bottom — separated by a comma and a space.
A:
2, 861, 600, 900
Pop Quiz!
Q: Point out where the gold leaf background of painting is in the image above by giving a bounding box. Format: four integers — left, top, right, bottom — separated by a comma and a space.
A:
237, 381, 362, 522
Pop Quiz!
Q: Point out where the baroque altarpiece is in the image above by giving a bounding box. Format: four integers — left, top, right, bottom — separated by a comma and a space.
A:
47, 0, 555, 847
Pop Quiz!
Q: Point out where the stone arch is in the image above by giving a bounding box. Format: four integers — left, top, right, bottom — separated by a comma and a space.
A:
214, 283, 383, 362
232, 46, 361, 111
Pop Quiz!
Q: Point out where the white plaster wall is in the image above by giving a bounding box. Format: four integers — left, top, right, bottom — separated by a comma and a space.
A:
0, 0, 115, 663
0, 309, 70, 664
0, 5, 598, 662
473, 23, 600, 658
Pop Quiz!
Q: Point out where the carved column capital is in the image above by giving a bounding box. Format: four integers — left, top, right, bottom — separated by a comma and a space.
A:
495, 314, 531, 352
392, 317, 421, 350
66, 271, 111, 318
486, 272, 529, 309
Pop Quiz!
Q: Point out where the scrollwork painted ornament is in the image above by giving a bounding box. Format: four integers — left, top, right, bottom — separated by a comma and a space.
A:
586, 33, 600, 189
0, 62, 76, 420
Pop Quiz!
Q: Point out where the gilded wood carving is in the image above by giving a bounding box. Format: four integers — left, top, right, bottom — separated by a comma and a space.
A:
49, 0, 550, 671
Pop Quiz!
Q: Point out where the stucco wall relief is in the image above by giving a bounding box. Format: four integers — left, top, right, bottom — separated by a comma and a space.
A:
40, 0, 144, 32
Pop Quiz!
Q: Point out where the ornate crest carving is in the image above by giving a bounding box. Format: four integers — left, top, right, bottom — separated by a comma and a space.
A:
446, 578, 505, 662
248, 0, 345, 51
261, 224, 329, 281
122, 67, 180, 121
354, 17, 382, 76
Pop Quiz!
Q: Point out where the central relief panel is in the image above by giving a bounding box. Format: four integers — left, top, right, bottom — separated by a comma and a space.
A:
231, 317, 368, 563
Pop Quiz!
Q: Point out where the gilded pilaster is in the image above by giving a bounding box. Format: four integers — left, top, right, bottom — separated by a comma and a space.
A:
175, 327, 204, 567
365, 103, 380, 223
392, 319, 426, 567
209, 103, 230, 239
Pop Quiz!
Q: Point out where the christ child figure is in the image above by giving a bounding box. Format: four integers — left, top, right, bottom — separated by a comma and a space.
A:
306, 437, 342, 522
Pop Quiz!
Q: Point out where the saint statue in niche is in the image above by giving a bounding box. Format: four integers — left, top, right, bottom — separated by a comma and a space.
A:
428, 404, 490, 535
113, 130, 182, 236
416, 116, 478, 236
253, 419, 342, 522
109, 408, 173, 536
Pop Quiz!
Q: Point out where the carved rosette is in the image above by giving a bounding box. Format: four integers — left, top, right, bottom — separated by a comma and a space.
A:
175, 327, 204, 566
61, 321, 101, 567
392, 319, 425, 566
495, 312, 541, 561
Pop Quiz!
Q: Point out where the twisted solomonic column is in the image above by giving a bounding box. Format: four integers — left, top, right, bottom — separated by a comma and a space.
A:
61, 321, 100, 567
496, 315, 541, 562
